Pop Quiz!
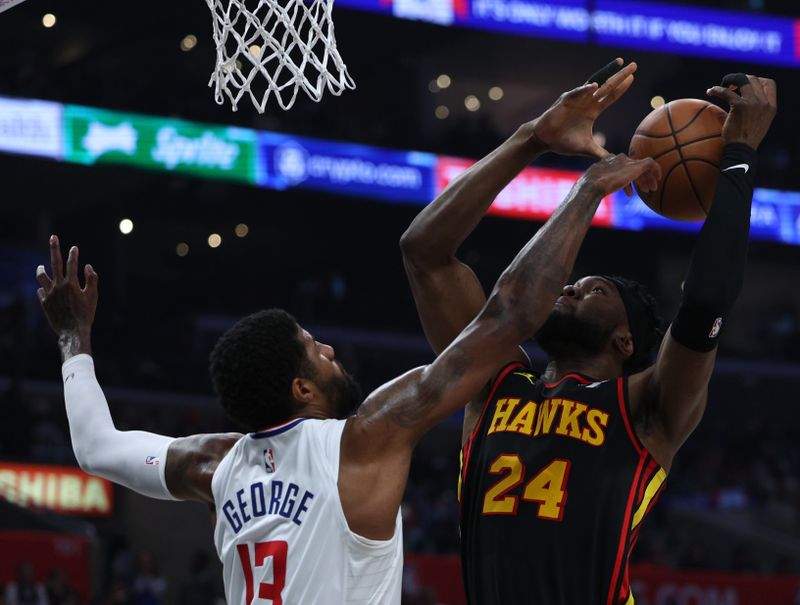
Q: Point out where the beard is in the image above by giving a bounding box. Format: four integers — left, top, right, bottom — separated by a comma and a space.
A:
323, 365, 363, 419
535, 307, 613, 361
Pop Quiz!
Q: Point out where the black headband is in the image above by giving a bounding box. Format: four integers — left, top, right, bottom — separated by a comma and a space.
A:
599, 276, 653, 370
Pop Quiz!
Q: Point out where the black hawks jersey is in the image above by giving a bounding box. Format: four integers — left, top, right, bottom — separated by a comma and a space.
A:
459, 362, 667, 605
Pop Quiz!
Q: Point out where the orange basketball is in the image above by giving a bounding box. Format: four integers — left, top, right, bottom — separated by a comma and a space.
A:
628, 99, 727, 222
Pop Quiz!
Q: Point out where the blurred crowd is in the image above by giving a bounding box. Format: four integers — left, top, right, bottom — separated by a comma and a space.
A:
2, 348, 799, 582
2, 551, 222, 605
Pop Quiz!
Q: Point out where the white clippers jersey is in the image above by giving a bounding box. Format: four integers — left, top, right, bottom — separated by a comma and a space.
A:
212, 418, 403, 605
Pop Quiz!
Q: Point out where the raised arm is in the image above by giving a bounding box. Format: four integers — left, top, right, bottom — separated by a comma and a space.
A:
399, 58, 637, 441
629, 75, 777, 470
341, 154, 661, 538
36, 237, 240, 504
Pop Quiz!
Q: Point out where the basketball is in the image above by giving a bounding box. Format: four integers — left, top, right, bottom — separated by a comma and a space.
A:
629, 98, 727, 221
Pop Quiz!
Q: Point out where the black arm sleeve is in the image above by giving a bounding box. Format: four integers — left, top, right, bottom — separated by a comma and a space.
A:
670, 143, 757, 352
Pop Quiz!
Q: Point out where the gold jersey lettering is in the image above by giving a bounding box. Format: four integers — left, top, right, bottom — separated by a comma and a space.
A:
555, 399, 588, 439
506, 401, 537, 436
582, 409, 609, 446
487, 398, 521, 434
487, 395, 609, 447
534, 398, 561, 436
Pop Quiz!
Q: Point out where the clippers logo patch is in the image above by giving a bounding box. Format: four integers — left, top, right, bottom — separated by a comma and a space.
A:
145, 456, 160, 465
709, 317, 723, 339
264, 448, 276, 473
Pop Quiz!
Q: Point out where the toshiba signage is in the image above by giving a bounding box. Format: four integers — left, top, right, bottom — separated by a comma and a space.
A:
0, 462, 113, 516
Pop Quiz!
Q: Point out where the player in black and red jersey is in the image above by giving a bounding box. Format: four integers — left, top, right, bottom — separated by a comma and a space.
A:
400, 60, 776, 604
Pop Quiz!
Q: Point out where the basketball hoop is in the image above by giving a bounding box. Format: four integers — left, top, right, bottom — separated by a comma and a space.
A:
205, 0, 355, 113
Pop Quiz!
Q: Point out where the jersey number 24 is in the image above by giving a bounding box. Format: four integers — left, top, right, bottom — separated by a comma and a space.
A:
482, 455, 571, 520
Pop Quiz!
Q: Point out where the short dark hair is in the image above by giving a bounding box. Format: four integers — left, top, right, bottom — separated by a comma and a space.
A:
209, 309, 311, 431
604, 276, 667, 374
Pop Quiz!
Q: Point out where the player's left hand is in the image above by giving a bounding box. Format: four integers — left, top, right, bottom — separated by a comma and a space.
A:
530, 58, 636, 159
35, 235, 98, 339
707, 74, 777, 150
580, 153, 661, 197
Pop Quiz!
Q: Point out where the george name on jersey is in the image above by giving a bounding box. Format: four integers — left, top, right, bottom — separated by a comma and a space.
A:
222, 480, 315, 535
486, 397, 609, 446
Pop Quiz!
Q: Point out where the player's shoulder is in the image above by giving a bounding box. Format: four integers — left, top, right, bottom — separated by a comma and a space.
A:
188, 431, 244, 463
290, 417, 348, 447
172, 431, 242, 455
494, 360, 540, 389
299, 417, 348, 433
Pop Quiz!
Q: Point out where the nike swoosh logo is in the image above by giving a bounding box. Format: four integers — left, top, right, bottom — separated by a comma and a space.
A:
64, 372, 75, 384
723, 163, 749, 173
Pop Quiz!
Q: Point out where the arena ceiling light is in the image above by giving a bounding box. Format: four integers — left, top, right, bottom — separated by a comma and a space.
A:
180, 35, 197, 52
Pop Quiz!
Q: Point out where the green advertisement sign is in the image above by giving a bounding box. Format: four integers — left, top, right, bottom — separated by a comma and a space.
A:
63, 105, 258, 184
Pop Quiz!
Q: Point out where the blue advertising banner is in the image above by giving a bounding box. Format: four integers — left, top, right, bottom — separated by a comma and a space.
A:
612, 188, 800, 245
593, 0, 799, 67
335, 0, 800, 67
2, 95, 800, 246
259, 132, 437, 202
458, 0, 589, 42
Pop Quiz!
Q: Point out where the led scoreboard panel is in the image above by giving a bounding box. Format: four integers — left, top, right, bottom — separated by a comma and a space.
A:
336, 0, 800, 68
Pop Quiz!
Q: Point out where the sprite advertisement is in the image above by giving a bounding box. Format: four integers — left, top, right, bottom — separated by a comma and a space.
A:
0, 94, 798, 245
63, 105, 259, 183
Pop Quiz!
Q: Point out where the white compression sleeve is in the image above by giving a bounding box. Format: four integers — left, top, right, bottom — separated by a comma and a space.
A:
62, 354, 178, 500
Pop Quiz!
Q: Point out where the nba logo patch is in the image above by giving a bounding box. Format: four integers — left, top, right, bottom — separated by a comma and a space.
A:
264, 448, 276, 473
145, 456, 159, 465
709, 317, 723, 339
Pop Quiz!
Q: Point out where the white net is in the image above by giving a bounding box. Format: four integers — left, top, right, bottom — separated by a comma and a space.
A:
206, 0, 355, 112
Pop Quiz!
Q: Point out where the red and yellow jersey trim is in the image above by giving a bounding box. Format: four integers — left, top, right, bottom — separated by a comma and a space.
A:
606, 377, 668, 605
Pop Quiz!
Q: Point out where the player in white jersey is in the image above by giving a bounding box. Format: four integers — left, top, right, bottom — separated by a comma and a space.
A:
212, 418, 402, 602
34, 64, 658, 605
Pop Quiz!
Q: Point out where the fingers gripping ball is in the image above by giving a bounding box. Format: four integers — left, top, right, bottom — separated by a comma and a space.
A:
720, 72, 749, 95
628, 99, 727, 221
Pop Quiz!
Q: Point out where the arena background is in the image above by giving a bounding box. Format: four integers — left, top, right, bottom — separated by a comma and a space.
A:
1, 0, 799, 603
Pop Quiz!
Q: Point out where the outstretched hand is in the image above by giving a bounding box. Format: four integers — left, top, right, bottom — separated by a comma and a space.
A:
582, 153, 661, 198
530, 58, 637, 159
36, 235, 98, 353
706, 74, 776, 149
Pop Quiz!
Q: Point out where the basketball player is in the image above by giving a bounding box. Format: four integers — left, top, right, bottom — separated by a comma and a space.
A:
35, 106, 658, 605
401, 64, 776, 603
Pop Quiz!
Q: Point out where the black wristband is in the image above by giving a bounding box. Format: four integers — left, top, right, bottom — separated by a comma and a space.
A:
671, 302, 722, 352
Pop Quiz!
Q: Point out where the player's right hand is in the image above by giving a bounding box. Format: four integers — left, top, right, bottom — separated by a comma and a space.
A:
706, 75, 777, 150
35, 235, 98, 339
528, 58, 637, 159
580, 153, 661, 197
